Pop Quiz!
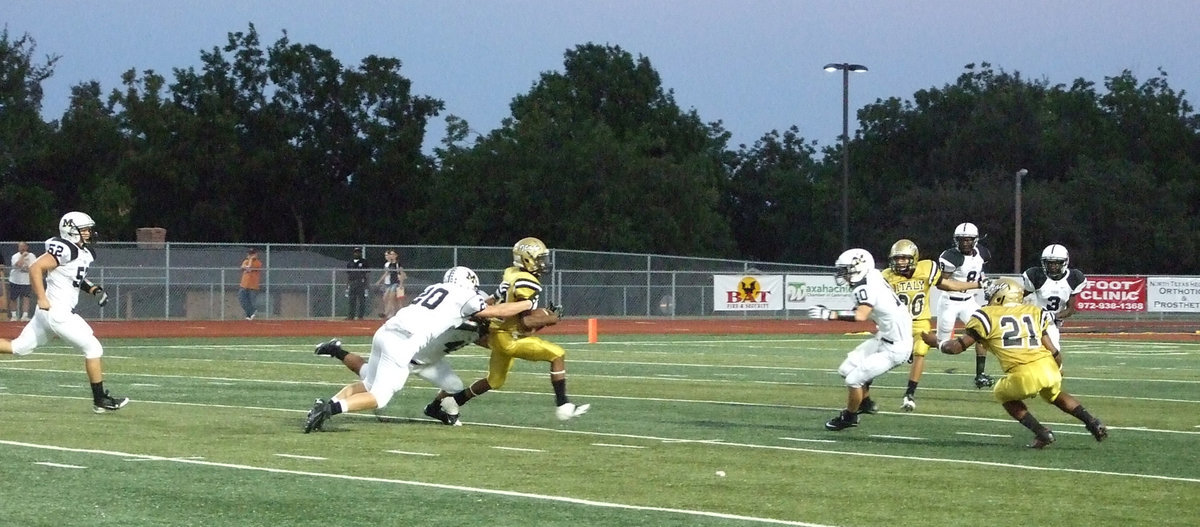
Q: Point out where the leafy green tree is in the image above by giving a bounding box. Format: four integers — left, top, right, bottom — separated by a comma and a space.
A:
723, 127, 828, 261
0, 29, 59, 237
432, 43, 735, 256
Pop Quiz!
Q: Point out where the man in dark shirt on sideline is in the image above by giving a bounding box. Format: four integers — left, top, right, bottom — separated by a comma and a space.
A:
346, 248, 370, 320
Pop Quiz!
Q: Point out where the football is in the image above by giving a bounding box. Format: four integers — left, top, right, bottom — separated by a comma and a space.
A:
520, 307, 557, 332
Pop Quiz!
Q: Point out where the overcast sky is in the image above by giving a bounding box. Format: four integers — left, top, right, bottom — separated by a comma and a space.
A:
7, 1, 1198, 152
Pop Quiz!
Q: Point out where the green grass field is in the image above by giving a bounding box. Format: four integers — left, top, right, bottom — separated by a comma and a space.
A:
2, 333, 1198, 526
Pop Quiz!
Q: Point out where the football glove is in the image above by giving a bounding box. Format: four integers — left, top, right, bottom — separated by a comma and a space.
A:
547, 302, 565, 318
807, 305, 830, 320
95, 287, 109, 307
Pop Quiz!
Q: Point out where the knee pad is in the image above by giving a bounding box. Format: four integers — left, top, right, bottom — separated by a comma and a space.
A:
81, 338, 104, 359
369, 386, 394, 409
11, 334, 37, 356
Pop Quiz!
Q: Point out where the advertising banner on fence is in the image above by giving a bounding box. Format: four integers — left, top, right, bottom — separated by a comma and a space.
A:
1147, 277, 1200, 313
784, 275, 856, 311
1075, 275, 1146, 312
712, 275, 784, 311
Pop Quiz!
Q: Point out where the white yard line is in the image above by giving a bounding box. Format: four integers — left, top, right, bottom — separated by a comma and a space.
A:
2, 439, 834, 527
274, 453, 326, 460
385, 450, 439, 457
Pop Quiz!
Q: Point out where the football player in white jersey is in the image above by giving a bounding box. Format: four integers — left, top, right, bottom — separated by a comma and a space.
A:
0, 212, 129, 413
303, 266, 533, 432
313, 316, 489, 426
809, 249, 914, 431
1022, 244, 1087, 353
935, 222, 996, 389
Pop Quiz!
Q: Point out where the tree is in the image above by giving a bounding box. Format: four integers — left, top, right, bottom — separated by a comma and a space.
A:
0, 29, 59, 237
431, 43, 735, 256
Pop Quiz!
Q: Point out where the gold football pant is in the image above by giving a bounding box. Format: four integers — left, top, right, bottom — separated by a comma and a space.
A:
486, 330, 566, 389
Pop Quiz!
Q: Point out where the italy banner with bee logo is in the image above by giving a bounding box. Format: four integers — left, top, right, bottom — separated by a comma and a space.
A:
712, 275, 784, 310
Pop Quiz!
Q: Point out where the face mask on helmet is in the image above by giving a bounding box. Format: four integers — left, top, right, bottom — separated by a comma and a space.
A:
442, 266, 480, 289
953, 222, 978, 254
835, 249, 874, 286
985, 278, 1025, 306
888, 239, 919, 275
512, 237, 550, 275
59, 211, 97, 245
1041, 244, 1070, 280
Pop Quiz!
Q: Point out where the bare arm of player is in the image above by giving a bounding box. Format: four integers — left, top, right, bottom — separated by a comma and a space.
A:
922, 330, 977, 355
1042, 333, 1063, 369
521, 308, 560, 329
935, 276, 983, 292
28, 253, 58, 311
1058, 295, 1080, 321
476, 299, 534, 319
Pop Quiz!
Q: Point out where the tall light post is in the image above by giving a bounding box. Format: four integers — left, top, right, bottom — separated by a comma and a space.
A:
823, 63, 868, 251
1013, 168, 1029, 273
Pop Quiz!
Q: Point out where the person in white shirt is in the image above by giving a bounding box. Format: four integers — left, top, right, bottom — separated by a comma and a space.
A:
809, 248, 914, 431
302, 266, 534, 433
8, 241, 37, 321
0, 212, 129, 413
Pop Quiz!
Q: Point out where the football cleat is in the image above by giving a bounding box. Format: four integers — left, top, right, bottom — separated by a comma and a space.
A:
423, 401, 459, 426
303, 398, 332, 433
974, 373, 995, 389
439, 398, 462, 426
555, 402, 590, 421
856, 397, 878, 415
93, 392, 130, 413
825, 410, 859, 431
314, 339, 343, 357
1085, 419, 1108, 442
1027, 430, 1056, 449
900, 395, 917, 412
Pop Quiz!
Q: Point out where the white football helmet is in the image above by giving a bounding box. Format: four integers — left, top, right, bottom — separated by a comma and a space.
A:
1041, 244, 1070, 280
834, 248, 874, 286
953, 222, 979, 254
442, 266, 480, 289
59, 211, 96, 245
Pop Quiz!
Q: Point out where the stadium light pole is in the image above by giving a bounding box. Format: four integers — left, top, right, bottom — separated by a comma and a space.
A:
824, 63, 868, 251
1013, 168, 1029, 273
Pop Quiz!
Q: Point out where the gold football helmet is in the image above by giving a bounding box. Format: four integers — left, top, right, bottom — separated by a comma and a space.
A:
888, 239, 919, 275
984, 277, 1025, 306
512, 237, 550, 275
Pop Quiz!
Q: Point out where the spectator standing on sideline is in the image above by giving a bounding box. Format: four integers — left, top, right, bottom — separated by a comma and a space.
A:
375, 249, 406, 318
345, 247, 370, 320
9, 242, 38, 321
239, 248, 263, 320
0, 212, 129, 412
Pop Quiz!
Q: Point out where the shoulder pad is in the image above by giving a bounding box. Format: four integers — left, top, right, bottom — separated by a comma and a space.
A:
939, 249, 965, 268
1025, 267, 1048, 288
977, 245, 991, 262
1066, 269, 1086, 289
46, 237, 80, 264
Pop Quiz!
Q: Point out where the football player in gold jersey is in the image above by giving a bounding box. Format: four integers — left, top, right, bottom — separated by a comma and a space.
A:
882, 239, 982, 412
431, 237, 589, 421
921, 278, 1107, 448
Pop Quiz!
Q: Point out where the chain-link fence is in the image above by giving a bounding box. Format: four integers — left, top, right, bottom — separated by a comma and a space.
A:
0, 241, 829, 320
